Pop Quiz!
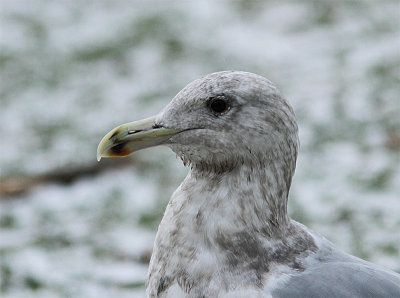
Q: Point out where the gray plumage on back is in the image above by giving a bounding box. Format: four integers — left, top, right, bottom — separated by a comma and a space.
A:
272, 239, 400, 298
97, 71, 400, 297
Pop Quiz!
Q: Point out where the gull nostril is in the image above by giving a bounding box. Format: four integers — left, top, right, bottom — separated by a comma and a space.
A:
128, 129, 142, 135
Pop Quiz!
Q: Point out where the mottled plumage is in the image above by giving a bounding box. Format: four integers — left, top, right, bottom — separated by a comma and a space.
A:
97, 71, 400, 297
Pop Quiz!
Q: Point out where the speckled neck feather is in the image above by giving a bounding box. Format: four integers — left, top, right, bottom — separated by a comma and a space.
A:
146, 160, 317, 297
189, 155, 292, 232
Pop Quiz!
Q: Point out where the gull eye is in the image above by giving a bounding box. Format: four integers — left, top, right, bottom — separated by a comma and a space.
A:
208, 96, 230, 115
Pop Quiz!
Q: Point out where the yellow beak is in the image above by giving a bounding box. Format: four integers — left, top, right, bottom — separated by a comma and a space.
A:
96, 116, 181, 161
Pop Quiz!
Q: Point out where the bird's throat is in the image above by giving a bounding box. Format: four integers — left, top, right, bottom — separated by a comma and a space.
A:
180, 162, 291, 237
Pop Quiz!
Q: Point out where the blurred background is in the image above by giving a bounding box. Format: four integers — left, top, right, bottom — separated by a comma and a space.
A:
0, 1, 399, 297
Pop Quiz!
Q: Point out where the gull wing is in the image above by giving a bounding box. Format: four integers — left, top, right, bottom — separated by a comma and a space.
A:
272, 251, 400, 297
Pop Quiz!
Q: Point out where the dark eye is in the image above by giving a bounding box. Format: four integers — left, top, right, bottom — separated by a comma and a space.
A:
208, 97, 230, 115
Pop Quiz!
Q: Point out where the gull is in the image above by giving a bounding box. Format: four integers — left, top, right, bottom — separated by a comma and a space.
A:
97, 71, 400, 297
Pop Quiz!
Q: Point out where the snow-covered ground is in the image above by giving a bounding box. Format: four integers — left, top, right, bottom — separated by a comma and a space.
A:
1, 1, 399, 296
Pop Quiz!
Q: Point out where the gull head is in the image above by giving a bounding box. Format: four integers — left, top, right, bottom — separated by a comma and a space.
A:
97, 71, 299, 174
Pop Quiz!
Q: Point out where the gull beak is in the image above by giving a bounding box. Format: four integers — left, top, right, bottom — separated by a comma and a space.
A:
97, 116, 181, 161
